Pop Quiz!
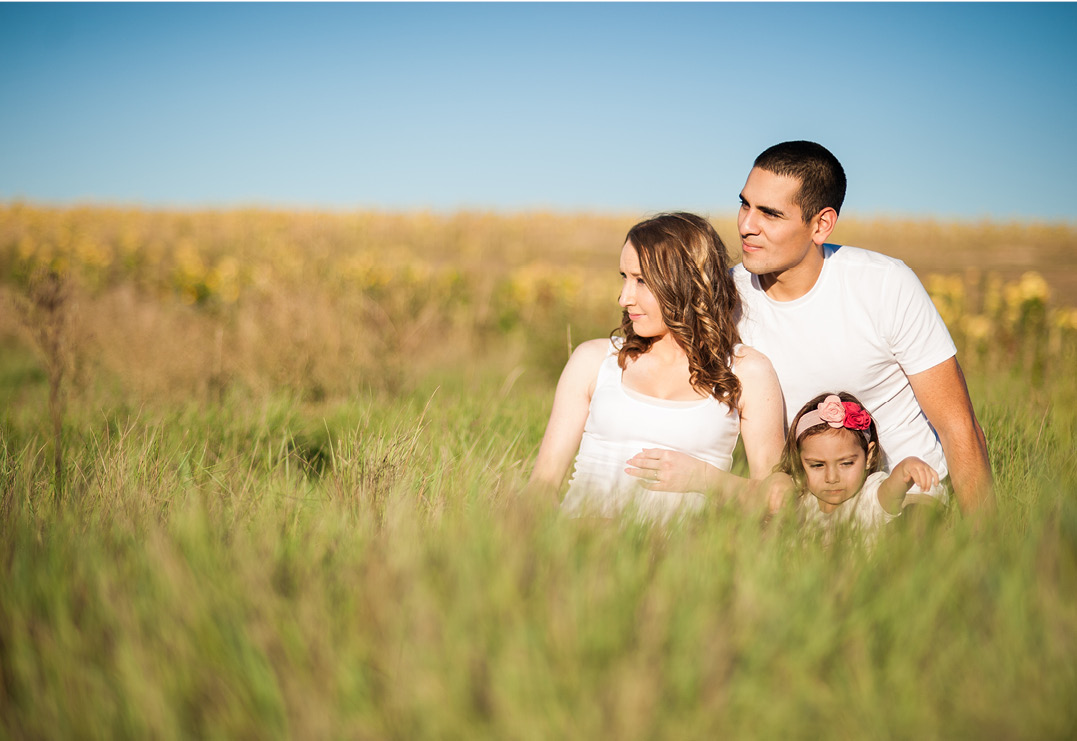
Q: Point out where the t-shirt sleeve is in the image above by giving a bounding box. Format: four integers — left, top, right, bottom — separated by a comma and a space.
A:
881, 261, 957, 375
855, 471, 901, 528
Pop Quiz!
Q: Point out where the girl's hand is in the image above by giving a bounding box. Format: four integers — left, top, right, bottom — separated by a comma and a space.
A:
626, 448, 709, 492
895, 457, 940, 493
878, 457, 941, 515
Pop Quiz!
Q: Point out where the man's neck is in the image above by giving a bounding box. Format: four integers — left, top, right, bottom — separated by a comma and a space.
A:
759, 246, 825, 302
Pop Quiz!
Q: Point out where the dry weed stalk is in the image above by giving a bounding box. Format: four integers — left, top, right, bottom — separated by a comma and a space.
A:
13, 267, 74, 502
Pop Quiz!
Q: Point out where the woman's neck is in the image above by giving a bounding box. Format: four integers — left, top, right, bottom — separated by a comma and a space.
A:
644, 332, 685, 365
622, 333, 705, 401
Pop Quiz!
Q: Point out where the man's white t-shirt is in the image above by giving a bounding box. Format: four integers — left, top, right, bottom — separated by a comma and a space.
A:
733, 244, 956, 491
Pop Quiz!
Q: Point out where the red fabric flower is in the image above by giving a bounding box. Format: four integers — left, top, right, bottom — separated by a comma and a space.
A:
842, 402, 872, 431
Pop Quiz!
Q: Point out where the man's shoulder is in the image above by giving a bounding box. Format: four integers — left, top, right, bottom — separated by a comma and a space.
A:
825, 244, 919, 289
826, 243, 908, 270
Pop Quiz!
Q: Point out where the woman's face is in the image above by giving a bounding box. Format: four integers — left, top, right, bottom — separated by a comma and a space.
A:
619, 241, 667, 339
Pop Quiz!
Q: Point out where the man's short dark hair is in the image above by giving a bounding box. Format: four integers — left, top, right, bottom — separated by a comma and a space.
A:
754, 141, 847, 223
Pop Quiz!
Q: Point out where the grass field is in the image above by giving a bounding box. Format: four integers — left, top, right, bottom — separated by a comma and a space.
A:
2, 205, 1076, 738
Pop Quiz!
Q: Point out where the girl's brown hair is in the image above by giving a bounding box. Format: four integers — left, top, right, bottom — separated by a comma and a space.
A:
777, 391, 885, 494
616, 212, 742, 409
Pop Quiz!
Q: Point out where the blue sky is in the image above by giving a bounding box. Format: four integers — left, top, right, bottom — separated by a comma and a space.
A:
2, 2, 1075, 222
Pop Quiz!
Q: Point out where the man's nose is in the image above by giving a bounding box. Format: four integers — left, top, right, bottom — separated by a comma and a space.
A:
739, 209, 759, 236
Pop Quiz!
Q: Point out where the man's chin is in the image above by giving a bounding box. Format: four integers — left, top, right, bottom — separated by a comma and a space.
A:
739, 257, 769, 276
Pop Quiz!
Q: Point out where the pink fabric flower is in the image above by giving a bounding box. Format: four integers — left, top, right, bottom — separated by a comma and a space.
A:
843, 402, 872, 431
816, 395, 846, 427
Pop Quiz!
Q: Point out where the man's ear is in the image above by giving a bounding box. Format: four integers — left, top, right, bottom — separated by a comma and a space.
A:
811, 207, 838, 245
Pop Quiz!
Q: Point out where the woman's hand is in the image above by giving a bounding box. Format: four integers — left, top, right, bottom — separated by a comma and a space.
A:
625, 448, 710, 492
755, 471, 797, 514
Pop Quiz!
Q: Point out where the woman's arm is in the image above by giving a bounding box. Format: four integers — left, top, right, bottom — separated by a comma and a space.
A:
525, 339, 608, 504
734, 347, 795, 512
733, 346, 786, 479
877, 457, 940, 515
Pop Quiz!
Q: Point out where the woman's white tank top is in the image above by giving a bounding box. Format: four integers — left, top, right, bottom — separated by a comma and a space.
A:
560, 339, 741, 523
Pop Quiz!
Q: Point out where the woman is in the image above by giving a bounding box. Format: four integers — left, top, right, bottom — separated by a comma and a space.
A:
528, 212, 785, 523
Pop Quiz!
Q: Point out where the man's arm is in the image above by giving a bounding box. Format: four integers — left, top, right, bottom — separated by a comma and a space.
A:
907, 357, 995, 516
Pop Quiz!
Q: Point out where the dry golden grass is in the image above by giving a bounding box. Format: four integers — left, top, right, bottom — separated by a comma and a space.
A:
830, 216, 1077, 305
2, 203, 1075, 406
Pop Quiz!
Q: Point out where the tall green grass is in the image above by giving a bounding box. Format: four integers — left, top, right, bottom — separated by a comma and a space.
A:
2, 356, 1076, 739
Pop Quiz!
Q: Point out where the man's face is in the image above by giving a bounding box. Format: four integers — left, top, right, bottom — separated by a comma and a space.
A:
737, 167, 819, 278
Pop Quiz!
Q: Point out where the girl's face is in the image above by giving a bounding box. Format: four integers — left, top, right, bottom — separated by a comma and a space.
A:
798, 428, 874, 512
618, 241, 667, 339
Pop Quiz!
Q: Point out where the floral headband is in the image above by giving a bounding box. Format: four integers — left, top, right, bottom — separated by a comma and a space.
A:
794, 394, 873, 440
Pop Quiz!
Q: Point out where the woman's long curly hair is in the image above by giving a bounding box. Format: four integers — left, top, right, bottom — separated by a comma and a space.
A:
616, 212, 743, 409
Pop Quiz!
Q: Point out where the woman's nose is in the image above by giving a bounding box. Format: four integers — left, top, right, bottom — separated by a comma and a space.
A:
618, 281, 633, 307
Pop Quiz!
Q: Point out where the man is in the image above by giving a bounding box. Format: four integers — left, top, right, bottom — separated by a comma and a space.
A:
732, 140, 994, 515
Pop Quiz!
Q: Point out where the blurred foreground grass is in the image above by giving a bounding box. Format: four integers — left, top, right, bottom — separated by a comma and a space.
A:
1, 205, 1076, 738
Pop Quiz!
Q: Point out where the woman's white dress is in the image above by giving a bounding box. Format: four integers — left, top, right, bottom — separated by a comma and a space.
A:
560, 339, 741, 524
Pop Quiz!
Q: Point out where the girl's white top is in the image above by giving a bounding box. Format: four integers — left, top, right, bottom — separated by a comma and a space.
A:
560, 339, 741, 524
798, 470, 901, 545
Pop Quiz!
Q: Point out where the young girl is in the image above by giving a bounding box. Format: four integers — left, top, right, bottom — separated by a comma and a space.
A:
527, 212, 786, 524
779, 392, 940, 539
